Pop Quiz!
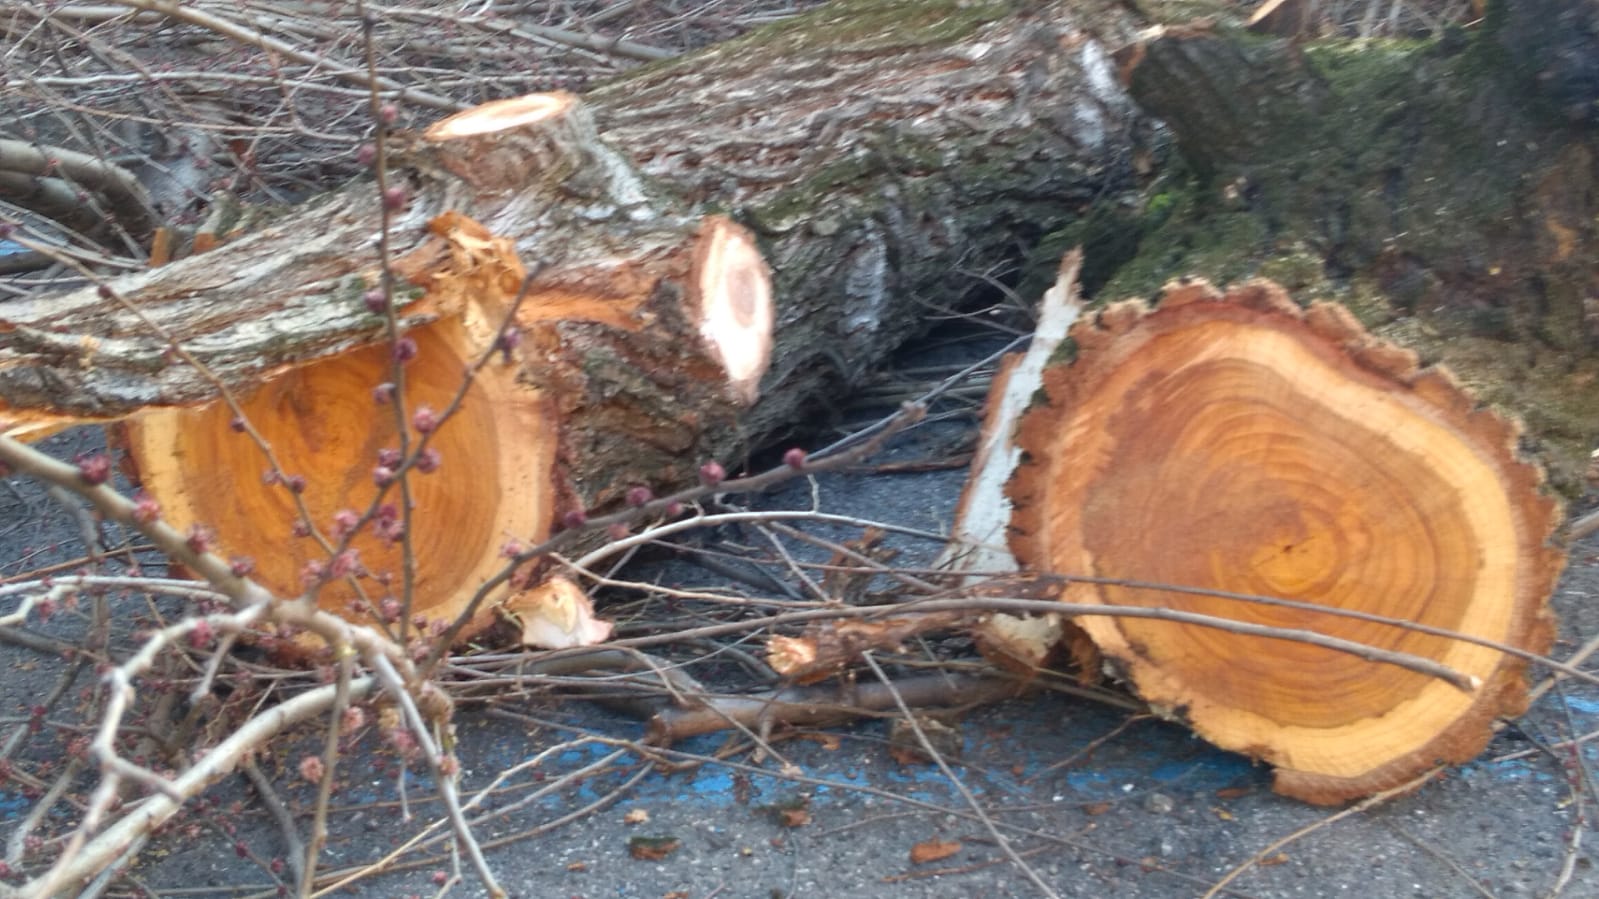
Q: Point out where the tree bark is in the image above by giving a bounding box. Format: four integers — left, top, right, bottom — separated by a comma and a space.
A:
1099, 2, 1599, 490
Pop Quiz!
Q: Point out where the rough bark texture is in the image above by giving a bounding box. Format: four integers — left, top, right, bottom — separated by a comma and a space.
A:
1089, 3, 1599, 491
1, 0, 1152, 449
585, 0, 1153, 440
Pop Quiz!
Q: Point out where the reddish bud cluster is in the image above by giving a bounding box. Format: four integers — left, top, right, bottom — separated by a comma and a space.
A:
414, 447, 442, 473
341, 706, 366, 735
189, 619, 215, 650
386, 726, 419, 759
561, 509, 587, 530
132, 490, 161, 524
412, 405, 439, 433
374, 503, 403, 545
76, 453, 111, 486
698, 461, 726, 487
298, 755, 326, 784
229, 556, 255, 577
783, 447, 807, 469
330, 549, 363, 579
229, 415, 247, 433
331, 508, 361, 539
185, 525, 213, 555
363, 289, 388, 314
392, 337, 418, 364
285, 474, 307, 494
626, 485, 653, 507
355, 143, 377, 166
382, 185, 407, 211
291, 520, 313, 539
501, 538, 526, 559
373, 465, 396, 486
495, 327, 523, 362
300, 559, 327, 587
372, 382, 396, 405
377, 448, 402, 469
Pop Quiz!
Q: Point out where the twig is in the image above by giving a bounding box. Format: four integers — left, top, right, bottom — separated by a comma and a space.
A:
11, 676, 376, 898
419, 402, 929, 679
366, 652, 503, 898
300, 654, 354, 896
859, 651, 1061, 899
1200, 767, 1446, 899
103, 0, 464, 112
0, 138, 156, 238
646, 671, 1022, 742
1385, 822, 1497, 899
242, 754, 307, 888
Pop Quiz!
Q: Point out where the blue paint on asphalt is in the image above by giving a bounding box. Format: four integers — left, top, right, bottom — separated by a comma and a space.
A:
0, 790, 28, 820
1561, 695, 1599, 717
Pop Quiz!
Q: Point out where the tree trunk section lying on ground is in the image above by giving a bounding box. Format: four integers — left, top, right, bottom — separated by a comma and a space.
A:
998, 277, 1564, 805
1097, 2, 1599, 491
0, 0, 1150, 638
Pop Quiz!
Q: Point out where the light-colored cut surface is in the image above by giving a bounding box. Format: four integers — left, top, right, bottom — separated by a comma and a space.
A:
1007, 279, 1565, 804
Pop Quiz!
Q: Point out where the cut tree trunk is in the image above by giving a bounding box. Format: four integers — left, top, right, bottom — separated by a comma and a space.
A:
995, 276, 1565, 805
0, 0, 1151, 639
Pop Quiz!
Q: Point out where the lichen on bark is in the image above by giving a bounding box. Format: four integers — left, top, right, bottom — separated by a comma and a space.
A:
1068, 22, 1599, 490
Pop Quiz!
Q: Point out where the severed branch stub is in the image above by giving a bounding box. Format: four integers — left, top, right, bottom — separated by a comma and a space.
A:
1006, 278, 1567, 805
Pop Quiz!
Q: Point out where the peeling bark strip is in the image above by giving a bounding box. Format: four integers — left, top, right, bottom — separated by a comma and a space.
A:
1004, 278, 1565, 805
0, 0, 1149, 636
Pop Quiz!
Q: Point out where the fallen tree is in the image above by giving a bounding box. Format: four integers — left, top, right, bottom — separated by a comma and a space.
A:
0, 0, 1151, 638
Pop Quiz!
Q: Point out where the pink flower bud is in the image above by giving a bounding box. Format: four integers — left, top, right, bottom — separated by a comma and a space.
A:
185, 525, 212, 554
414, 447, 442, 473
625, 485, 652, 507
331, 509, 360, 539
76, 454, 111, 486
298, 755, 325, 784
783, 447, 807, 469
132, 490, 160, 524
698, 461, 726, 487
412, 405, 439, 434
